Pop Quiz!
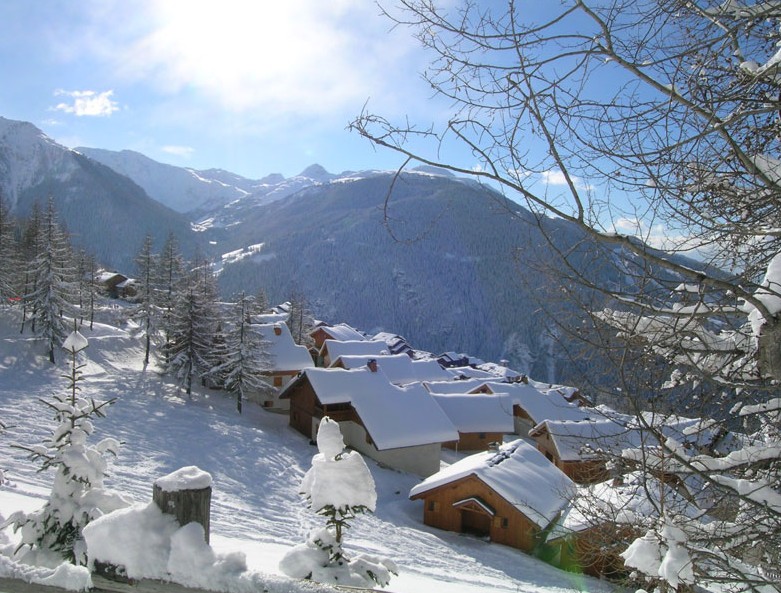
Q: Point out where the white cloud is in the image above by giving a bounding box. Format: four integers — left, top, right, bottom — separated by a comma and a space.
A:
540, 169, 593, 191
52, 89, 119, 117
162, 145, 194, 158
107, 0, 421, 120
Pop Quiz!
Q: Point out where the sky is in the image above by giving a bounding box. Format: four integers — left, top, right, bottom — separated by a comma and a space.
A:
0, 1, 701, 256
0, 0, 461, 180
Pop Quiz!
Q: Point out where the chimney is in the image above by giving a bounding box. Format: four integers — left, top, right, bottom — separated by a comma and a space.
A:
367, 359, 378, 373
274, 325, 282, 336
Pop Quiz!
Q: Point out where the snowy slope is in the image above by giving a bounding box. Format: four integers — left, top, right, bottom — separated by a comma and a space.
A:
0, 310, 615, 593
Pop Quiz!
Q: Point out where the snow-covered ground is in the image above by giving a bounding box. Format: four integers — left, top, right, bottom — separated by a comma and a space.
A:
0, 310, 617, 593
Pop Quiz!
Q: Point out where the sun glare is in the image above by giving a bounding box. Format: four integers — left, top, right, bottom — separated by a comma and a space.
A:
134, 0, 380, 115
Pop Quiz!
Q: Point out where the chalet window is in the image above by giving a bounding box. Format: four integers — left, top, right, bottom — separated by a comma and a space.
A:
274, 376, 283, 387
427, 501, 439, 512
501, 518, 509, 529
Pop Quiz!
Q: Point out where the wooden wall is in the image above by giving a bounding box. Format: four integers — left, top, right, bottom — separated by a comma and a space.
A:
443, 432, 505, 452
412, 474, 542, 553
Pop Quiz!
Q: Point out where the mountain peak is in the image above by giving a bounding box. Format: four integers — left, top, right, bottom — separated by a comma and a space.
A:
298, 164, 332, 181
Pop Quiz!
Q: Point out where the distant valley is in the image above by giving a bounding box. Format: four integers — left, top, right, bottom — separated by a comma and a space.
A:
1, 115, 683, 386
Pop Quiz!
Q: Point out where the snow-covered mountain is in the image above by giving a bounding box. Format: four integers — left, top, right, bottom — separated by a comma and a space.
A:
78, 147, 361, 216
0, 115, 696, 387
0, 117, 197, 270
75, 147, 257, 214
0, 117, 78, 210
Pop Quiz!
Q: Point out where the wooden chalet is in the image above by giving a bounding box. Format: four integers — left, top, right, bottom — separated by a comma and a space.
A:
481, 381, 593, 437
529, 418, 640, 484
372, 331, 414, 357
330, 353, 418, 385
332, 353, 452, 386
249, 323, 314, 410
409, 440, 574, 554
96, 271, 129, 299
429, 393, 514, 451
428, 379, 592, 437
279, 365, 459, 476
310, 323, 366, 350
318, 339, 387, 367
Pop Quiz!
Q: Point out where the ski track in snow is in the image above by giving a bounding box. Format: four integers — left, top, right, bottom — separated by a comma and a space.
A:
0, 313, 614, 593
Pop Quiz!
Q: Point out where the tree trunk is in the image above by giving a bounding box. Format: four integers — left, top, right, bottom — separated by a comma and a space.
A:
152, 484, 211, 544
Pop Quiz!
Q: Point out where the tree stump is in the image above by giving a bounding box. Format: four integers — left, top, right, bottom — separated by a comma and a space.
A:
152, 466, 213, 544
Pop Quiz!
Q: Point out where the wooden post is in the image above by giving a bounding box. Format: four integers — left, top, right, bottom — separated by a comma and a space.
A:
152, 466, 213, 544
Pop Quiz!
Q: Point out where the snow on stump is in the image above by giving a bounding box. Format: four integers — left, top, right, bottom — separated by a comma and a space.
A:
152, 466, 213, 544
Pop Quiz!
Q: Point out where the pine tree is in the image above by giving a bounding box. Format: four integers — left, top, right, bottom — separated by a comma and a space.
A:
155, 232, 185, 365
0, 194, 20, 304
3, 329, 130, 564
75, 250, 97, 330
19, 201, 42, 334
212, 293, 272, 413
129, 234, 158, 366
158, 264, 218, 396
22, 199, 78, 364
287, 289, 315, 348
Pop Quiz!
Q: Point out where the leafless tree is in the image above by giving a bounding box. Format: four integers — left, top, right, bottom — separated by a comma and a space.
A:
351, 1, 781, 589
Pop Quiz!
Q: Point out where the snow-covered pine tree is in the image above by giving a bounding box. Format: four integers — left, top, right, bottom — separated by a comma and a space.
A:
21, 199, 79, 363
18, 201, 42, 334
158, 263, 219, 396
286, 290, 315, 348
0, 194, 20, 304
279, 417, 397, 587
75, 250, 97, 330
2, 329, 130, 565
129, 234, 159, 366
210, 293, 273, 413
155, 232, 185, 365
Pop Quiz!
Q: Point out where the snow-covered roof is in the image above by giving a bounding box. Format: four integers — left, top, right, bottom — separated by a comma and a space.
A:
410, 359, 452, 382
527, 378, 582, 403
255, 323, 313, 371
530, 418, 642, 461
332, 354, 417, 385
484, 382, 592, 425
314, 324, 366, 342
423, 378, 493, 394
446, 366, 497, 380
253, 312, 289, 325
321, 339, 388, 359
291, 367, 459, 450
410, 439, 575, 528
97, 271, 126, 283
430, 393, 514, 433
476, 362, 524, 381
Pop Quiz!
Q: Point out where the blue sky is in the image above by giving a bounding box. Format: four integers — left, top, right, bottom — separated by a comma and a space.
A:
0, 1, 465, 179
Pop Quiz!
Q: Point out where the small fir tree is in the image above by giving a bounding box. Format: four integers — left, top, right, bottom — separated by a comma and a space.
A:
210, 293, 273, 413
279, 417, 397, 587
3, 329, 130, 565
